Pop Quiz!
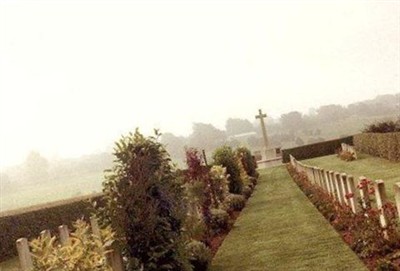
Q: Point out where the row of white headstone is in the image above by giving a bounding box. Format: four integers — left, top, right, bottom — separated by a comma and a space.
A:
289, 154, 400, 230
341, 143, 357, 159
16, 217, 124, 271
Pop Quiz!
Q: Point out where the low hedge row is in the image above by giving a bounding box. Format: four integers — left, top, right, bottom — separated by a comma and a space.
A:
354, 132, 400, 161
281, 136, 353, 163
0, 193, 103, 262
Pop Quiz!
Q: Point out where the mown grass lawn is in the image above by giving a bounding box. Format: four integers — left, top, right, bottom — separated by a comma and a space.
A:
210, 166, 366, 271
0, 258, 18, 271
303, 153, 400, 200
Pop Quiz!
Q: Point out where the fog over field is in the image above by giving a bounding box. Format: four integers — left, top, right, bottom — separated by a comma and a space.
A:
1, 0, 399, 168
0, 1, 399, 211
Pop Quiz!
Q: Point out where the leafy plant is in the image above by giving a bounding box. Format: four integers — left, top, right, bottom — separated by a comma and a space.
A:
235, 147, 258, 178
209, 208, 230, 234
29, 219, 114, 271
224, 194, 246, 212
241, 186, 252, 199
186, 241, 212, 271
212, 146, 243, 194
96, 129, 191, 271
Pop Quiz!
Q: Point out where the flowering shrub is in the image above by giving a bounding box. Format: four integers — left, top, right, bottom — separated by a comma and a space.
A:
287, 164, 400, 269
338, 150, 357, 161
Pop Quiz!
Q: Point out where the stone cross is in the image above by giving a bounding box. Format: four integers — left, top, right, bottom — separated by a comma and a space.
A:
255, 109, 269, 157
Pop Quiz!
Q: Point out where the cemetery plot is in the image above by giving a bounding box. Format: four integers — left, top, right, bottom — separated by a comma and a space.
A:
210, 166, 366, 271
288, 154, 400, 270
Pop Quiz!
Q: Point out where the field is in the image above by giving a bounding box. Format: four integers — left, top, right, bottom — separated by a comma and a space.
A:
0, 171, 104, 213
303, 153, 400, 200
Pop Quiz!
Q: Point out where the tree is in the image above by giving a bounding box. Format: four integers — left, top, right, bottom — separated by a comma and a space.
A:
23, 151, 49, 183
316, 104, 347, 122
97, 130, 191, 271
280, 111, 303, 132
225, 118, 254, 136
188, 123, 226, 152
161, 132, 187, 163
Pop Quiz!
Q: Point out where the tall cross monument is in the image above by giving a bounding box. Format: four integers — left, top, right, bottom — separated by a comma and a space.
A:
255, 109, 269, 158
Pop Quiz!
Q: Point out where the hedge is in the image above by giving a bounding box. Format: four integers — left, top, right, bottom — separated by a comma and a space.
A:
353, 132, 400, 161
281, 136, 354, 163
0, 193, 103, 262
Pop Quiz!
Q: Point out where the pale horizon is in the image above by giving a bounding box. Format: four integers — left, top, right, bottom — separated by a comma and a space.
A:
1, 0, 399, 168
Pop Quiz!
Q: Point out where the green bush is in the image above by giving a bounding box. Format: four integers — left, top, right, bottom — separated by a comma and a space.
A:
363, 119, 400, 133
96, 130, 191, 271
0, 193, 102, 262
354, 132, 400, 162
186, 241, 212, 271
281, 136, 353, 163
235, 147, 258, 178
241, 186, 252, 199
212, 146, 243, 194
209, 208, 229, 233
224, 194, 246, 211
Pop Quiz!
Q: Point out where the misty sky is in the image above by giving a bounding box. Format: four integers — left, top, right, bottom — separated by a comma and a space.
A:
0, 0, 399, 168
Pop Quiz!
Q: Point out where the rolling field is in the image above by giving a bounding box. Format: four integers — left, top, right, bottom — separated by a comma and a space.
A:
0, 171, 104, 213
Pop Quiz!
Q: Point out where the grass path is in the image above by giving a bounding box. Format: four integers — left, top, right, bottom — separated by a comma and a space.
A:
210, 166, 367, 271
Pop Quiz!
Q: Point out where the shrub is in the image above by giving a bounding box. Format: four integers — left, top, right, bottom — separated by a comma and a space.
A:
281, 136, 353, 163
29, 219, 114, 271
212, 146, 243, 194
235, 147, 258, 178
224, 194, 246, 211
241, 186, 252, 199
249, 176, 257, 185
96, 130, 191, 271
363, 120, 400, 133
186, 241, 212, 271
209, 165, 230, 208
184, 148, 212, 235
209, 208, 229, 233
354, 132, 400, 162
338, 150, 356, 161
0, 193, 102, 262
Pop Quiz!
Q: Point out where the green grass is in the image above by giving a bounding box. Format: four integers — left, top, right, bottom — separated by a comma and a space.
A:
303, 153, 400, 201
210, 166, 367, 271
0, 171, 103, 213
0, 258, 18, 271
